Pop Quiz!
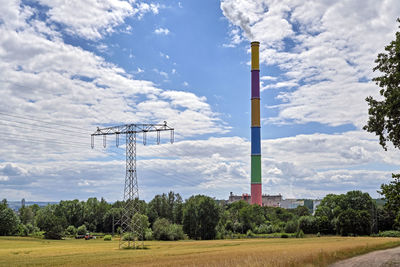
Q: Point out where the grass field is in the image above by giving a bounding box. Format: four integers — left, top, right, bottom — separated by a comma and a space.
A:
1, 236, 400, 266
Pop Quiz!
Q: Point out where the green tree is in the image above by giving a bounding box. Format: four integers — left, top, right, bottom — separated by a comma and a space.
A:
19, 206, 34, 225
65, 225, 77, 236
35, 205, 66, 239
379, 173, 400, 229
131, 213, 150, 240
77, 225, 87, 235
152, 218, 184, 241
0, 199, 19, 235
298, 216, 317, 234
183, 195, 220, 240
364, 18, 400, 150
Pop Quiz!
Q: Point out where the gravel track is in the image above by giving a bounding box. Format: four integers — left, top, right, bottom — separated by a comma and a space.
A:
330, 246, 400, 267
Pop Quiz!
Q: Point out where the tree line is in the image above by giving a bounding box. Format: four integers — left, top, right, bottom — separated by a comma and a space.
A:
1, 183, 399, 240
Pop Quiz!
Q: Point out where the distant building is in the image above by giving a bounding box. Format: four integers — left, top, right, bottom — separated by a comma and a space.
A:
280, 199, 304, 209
312, 199, 321, 214
228, 192, 282, 207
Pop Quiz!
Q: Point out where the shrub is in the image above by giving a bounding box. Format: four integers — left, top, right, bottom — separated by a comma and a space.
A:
65, 225, 77, 236
271, 224, 282, 233
376, 230, 400, 237
145, 228, 153, 240
285, 220, 298, 233
296, 229, 305, 238
153, 218, 185, 241
16, 224, 28, 236
298, 216, 318, 234
104, 235, 112, 241
281, 233, 289, 238
30, 231, 44, 238
246, 229, 255, 237
317, 232, 321, 237
122, 232, 135, 241
77, 225, 87, 235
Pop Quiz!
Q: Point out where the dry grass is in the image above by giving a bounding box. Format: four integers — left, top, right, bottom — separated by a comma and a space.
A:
1, 236, 400, 266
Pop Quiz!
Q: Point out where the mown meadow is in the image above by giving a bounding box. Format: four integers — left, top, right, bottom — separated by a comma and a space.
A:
1, 236, 400, 266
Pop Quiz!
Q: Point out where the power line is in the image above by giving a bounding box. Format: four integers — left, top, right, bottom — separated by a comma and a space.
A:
0, 117, 90, 137
0, 111, 92, 132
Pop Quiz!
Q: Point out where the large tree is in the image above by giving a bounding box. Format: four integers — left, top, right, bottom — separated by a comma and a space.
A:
379, 174, 400, 229
182, 195, 220, 240
364, 18, 400, 150
364, 18, 400, 230
0, 199, 19, 236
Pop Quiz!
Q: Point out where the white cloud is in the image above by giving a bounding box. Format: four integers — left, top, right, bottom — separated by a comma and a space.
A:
0, 1, 229, 201
154, 27, 170, 35
37, 0, 136, 40
221, 0, 400, 128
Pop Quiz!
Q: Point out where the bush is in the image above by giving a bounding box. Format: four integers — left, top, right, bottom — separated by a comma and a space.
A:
317, 232, 321, 237
65, 225, 77, 236
296, 229, 305, 238
281, 233, 289, 238
298, 216, 318, 234
122, 232, 135, 241
145, 228, 153, 240
285, 220, 298, 233
271, 224, 282, 233
375, 230, 400, 237
77, 225, 87, 235
104, 235, 112, 241
30, 231, 44, 238
246, 229, 255, 237
153, 218, 185, 241
16, 224, 28, 236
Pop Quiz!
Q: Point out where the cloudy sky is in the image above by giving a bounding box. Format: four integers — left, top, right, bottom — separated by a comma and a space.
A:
1, 0, 399, 202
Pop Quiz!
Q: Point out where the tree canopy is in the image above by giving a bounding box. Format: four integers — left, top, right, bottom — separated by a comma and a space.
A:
364, 18, 400, 150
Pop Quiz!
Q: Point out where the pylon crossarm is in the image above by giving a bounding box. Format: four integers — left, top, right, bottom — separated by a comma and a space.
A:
91, 123, 174, 136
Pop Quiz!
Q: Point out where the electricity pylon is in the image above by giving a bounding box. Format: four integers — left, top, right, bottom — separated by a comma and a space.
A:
91, 122, 174, 249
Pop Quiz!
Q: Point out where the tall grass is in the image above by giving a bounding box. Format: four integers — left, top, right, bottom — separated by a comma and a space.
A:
0, 236, 399, 266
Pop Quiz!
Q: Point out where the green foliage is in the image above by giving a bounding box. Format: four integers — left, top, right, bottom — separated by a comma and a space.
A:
293, 206, 310, 217
131, 213, 150, 240
296, 229, 305, 238
379, 174, 400, 229
281, 233, 289, 238
148, 191, 183, 225
19, 206, 34, 225
246, 229, 255, 237
364, 18, 400, 150
284, 220, 298, 233
65, 225, 77, 236
144, 228, 153, 240
103, 234, 112, 241
374, 230, 400, 237
35, 205, 66, 239
183, 195, 220, 240
336, 209, 371, 236
152, 218, 184, 241
315, 191, 377, 234
76, 225, 87, 235
0, 200, 19, 236
16, 224, 28, 236
316, 215, 332, 234
122, 232, 135, 241
298, 216, 317, 234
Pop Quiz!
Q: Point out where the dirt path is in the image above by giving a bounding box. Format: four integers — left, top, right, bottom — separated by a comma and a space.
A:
330, 246, 400, 267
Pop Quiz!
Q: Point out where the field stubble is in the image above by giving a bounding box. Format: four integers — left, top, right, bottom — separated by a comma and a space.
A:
1, 236, 400, 266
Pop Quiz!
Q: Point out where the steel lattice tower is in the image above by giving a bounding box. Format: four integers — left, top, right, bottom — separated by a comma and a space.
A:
91, 122, 174, 249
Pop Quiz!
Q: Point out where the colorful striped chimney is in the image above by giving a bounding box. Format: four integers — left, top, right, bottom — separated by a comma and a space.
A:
251, 41, 262, 206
